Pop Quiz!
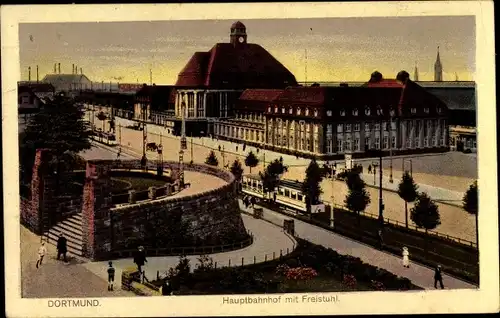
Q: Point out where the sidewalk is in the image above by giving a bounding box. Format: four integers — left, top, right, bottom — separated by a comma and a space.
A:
20, 226, 134, 298
359, 172, 464, 206
82, 213, 296, 287
241, 204, 476, 290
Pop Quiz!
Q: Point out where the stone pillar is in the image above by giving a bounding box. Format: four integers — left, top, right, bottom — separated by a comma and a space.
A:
81, 162, 112, 260
148, 186, 157, 200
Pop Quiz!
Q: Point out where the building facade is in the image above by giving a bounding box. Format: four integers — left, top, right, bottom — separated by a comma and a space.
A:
18, 83, 55, 113
174, 21, 297, 136
215, 72, 450, 159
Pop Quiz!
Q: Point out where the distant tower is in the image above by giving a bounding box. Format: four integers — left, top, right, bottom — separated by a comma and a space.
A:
230, 21, 247, 47
434, 46, 443, 81
414, 61, 419, 82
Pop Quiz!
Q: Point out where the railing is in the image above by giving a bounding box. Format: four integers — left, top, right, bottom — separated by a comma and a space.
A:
110, 232, 254, 259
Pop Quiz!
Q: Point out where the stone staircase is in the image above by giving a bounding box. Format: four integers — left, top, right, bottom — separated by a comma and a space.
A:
44, 213, 84, 257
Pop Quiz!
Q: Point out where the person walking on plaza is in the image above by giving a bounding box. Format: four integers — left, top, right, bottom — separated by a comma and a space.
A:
402, 246, 410, 268
107, 261, 116, 291
56, 233, 67, 262
236, 146, 238, 152
377, 229, 384, 250
218, 145, 221, 152
36, 241, 47, 268
368, 164, 372, 174
250, 196, 256, 208
434, 265, 445, 289
133, 246, 147, 275
161, 279, 173, 296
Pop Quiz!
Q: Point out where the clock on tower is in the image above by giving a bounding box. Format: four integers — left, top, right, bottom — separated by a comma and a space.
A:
230, 21, 247, 46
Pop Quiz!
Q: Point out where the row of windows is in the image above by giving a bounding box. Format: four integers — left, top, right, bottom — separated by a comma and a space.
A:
215, 124, 264, 142
267, 105, 443, 118
236, 112, 265, 123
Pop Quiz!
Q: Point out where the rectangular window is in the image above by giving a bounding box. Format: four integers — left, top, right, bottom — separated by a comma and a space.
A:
327, 124, 333, 135
326, 137, 332, 153
354, 124, 360, 132
338, 140, 343, 152
365, 137, 370, 149
337, 124, 343, 133
415, 138, 420, 148
365, 123, 370, 132
285, 189, 290, 197
375, 137, 380, 149
345, 124, 352, 132
391, 136, 396, 148
297, 194, 303, 201
354, 138, 360, 151
345, 141, 351, 151
383, 136, 388, 149
375, 123, 380, 131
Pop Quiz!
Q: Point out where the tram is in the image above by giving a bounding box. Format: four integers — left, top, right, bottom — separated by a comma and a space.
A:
242, 174, 325, 214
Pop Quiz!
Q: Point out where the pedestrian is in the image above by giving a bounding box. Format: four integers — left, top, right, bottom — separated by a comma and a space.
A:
56, 233, 67, 262
133, 246, 147, 275
256, 148, 259, 153
161, 279, 173, 296
243, 144, 246, 151
36, 241, 47, 268
368, 165, 372, 174
218, 145, 221, 152
251, 196, 256, 207
117, 148, 121, 159
107, 261, 116, 291
377, 229, 384, 250
434, 265, 445, 289
236, 146, 238, 152
402, 246, 410, 268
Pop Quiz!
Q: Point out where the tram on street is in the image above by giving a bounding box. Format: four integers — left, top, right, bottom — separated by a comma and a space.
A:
242, 174, 325, 214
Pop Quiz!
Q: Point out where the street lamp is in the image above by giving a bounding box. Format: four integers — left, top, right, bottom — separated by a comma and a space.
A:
141, 97, 148, 171
372, 161, 378, 185
402, 158, 413, 177
179, 94, 187, 187
157, 143, 163, 176
330, 163, 336, 228
389, 109, 395, 183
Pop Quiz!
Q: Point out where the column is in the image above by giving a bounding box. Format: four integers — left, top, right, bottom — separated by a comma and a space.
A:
193, 91, 198, 118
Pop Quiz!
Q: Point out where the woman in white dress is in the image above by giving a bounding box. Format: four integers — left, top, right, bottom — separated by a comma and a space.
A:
402, 247, 410, 268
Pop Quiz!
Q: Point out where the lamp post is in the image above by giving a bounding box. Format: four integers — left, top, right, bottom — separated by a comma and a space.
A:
402, 158, 413, 177
378, 118, 384, 227
372, 161, 378, 185
389, 112, 394, 183
141, 97, 147, 170
179, 94, 187, 187
157, 143, 163, 176
330, 164, 336, 228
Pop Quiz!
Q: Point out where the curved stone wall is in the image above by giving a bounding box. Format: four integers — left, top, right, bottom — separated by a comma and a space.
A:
82, 160, 249, 260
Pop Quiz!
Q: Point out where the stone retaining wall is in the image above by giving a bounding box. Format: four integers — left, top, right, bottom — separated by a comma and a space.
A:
82, 160, 248, 260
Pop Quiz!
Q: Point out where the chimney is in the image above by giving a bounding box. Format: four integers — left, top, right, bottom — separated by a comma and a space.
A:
28, 66, 31, 81
54, 63, 57, 73
58, 63, 61, 74
72, 64, 75, 74
36, 65, 39, 83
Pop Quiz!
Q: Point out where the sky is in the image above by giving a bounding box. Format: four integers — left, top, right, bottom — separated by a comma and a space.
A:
19, 16, 475, 84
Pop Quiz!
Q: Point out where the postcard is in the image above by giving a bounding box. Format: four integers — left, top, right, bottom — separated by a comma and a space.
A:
2, 1, 498, 317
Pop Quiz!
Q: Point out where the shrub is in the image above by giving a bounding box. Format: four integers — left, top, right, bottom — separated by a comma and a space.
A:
371, 280, 385, 291
194, 254, 214, 274
285, 267, 318, 281
342, 274, 357, 289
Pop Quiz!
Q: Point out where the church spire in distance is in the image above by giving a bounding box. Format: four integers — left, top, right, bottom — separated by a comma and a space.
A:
414, 61, 419, 82
434, 46, 443, 81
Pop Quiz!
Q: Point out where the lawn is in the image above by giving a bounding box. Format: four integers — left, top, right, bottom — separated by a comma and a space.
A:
111, 176, 167, 193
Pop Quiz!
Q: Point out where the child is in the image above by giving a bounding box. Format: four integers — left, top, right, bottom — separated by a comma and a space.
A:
107, 261, 115, 291
36, 242, 47, 269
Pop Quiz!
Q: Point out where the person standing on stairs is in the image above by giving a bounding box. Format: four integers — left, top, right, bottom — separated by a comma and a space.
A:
56, 233, 68, 263
36, 241, 47, 268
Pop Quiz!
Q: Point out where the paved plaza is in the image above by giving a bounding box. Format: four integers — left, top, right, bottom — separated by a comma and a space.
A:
92, 114, 477, 243
240, 203, 476, 290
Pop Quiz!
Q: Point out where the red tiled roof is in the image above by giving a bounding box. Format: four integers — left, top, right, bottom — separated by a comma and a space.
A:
239, 89, 284, 101
176, 43, 297, 88
275, 87, 326, 105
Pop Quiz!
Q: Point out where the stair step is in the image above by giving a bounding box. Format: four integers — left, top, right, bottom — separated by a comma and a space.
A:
51, 224, 82, 241
60, 218, 83, 231
71, 214, 83, 222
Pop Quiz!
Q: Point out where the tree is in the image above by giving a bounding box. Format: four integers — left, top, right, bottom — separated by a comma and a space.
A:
244, 151, 259, 173
463, 180, 478, 247
205, 150, 219, 166
344, 175, 371, 223
259, 158, 288, 200
21, 93, 92, 192
410, 192, 441, 246
97, 111, 107, 131
397, 171, 419, 228
301, 159, 325, 218
230, 159, 244, 182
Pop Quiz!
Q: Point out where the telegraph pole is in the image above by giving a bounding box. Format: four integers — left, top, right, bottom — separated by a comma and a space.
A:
190, 132, 194, 163
389, 114, 394, 183
330, 163, 335, 228
378, 118, 384, 227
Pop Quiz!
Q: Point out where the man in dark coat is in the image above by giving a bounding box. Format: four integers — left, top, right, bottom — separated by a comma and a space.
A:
56, 233, 67, 262
434, 265, 444, 289
133, 246, 147, 274
161, 280, 173, 296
